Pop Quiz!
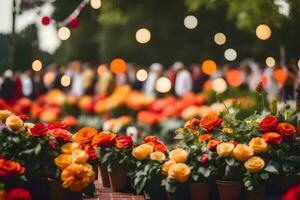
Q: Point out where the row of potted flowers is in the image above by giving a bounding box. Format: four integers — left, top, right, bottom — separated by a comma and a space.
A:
93, 101, 299, 200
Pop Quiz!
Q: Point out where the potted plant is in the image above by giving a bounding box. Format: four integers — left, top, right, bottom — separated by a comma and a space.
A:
94, 132, 133, 192
131, 135, 168, 200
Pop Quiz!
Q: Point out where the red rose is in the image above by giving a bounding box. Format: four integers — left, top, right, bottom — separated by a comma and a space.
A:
200, 154, 209, 164
277, 123, 296, 137
92, 132, 116, 148
48, 140, 57, 149
48, 128, 72, 142
0, 159, 25, 177
262, 132, 282, 144
6, 187, 32, 200
144, 135, 157, 144
116, 136, 133, 149
153, 141, 168, 154
29, 123, 48, 137
259, 116, 278, 132
18, 114, 29, 121
200, 114, 223, 131
87, 148, 97, 161
282, 184, 300, 200
207, 139, 222, 151
47, 122, 69, 130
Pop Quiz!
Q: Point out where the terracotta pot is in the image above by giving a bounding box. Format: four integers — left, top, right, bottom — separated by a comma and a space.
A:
146, 176, 167, 200
189, 182, 211, 200
246, 187, 265, 200
48, 179, 81, 200
91, 162, 99, 180
99, 164, 110, 187
166, 183, 190, 200
108, 164, 130, 192
216, 180, 242, 200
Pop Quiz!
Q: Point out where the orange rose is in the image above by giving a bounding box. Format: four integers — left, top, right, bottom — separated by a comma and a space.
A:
92, 132, 116, 147
207, 139, 222, 151
62, 115, 78, 128
0, 159, 25, 176
153, 142, 168, 154
200, 114, 222, 131
137, 111, 159, 125
199, 133, 213, 142
277, 123, 296, 137
144, 135, 158, 143
262, 132, 282, 144
74, 127, 97, 145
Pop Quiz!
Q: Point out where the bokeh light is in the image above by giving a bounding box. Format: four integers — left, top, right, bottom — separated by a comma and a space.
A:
43, 71, 55, 87
212, 78, 227, 93
297, 59, 300, 69
225, 69, 243, 87
184, 15, 198, 29
90, 0, 101, 9
97, 64, 106, 75
135, 28, 151, 44
274, 68, 287, 85
136, 69, 148, 81
265, 57, 275, 67
214, 32, 226, 45
32, 60, 42, 71
110, 58, 127, 74
57, 27, 71, 41
256, 24, 271, 40
201, 59, 217, 75
156, 77, 171, 93
61, 75, 71, 87
224, 48, 237, 61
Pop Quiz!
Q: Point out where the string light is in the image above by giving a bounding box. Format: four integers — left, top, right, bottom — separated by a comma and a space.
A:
32, 60, 42, 71
58, 27, 71, 40
110, 58, 127, 74
256, 24, 271, 40
201, 59, 217, 75
214, 32, 226, 45
90, 0, 101, 9
61, 75, 71, 87
135, 28, 151, 44
224, 48, 237, 61
266, 57, 275, 67
136, 69, 148, 81
156, 77, 171, 93
212, 78, 227, 93
184, 15, 198, 29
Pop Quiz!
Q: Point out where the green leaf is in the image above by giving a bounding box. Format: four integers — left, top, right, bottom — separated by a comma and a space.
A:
34, 143, 42, 155
225, 158, 235, 166
264, 165, 279, 174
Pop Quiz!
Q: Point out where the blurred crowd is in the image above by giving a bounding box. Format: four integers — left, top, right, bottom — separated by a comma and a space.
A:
0, 59, 299, 103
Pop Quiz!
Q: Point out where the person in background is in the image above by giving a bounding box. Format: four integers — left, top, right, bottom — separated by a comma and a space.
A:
11, 71, 23, 103
70, 63, 84, 97
283, 65, 297, 101
96, 64, 115, 97
20, 70, 34, 98
174, 61, 192, 97
127, 63, 142, 90
0, 70, 15, 101
144, 63, 163, 97
82, 63, 95, 95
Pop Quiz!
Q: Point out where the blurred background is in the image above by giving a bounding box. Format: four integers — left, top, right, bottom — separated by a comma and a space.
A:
0, 0, 300, 70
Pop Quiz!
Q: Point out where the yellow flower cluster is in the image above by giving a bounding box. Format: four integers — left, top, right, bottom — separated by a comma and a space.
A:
162, 148, 190, 183
215, 138, 267, 173
54, 143, 95, 192
0, 110, 24, 132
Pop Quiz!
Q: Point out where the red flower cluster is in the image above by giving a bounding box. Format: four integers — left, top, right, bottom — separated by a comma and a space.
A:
0, 159, 25, 177
116, 136, 133, 149
144, 135, 168, 154
259, 116, 297, 143
200, 154, 209, 164
47, 121, 69, 130
29, 123, 48, 137
48, 128, 72, 142
5, 187, 32, 200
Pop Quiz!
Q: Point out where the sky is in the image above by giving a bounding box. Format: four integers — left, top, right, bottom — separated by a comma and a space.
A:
0, 0, 60, 54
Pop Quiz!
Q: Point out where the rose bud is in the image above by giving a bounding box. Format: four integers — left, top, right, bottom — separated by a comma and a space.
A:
200, 154, 209, 164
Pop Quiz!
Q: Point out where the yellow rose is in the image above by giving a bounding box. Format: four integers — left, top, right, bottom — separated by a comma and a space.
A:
168, 163, 191, 183
0, 110, 12, 122
169, 148, 188, 163
71, 149, 89, 164
55, 154, 72, 170
222, 128, 233, 134
132, 144, 153, 160
244, 156, 265, 173
249, 137, 268, 153
162, 160, 176, 176
61, 163, 95, 192
150, 152, 166, 163
61, 143, 81, 154
5, 115, 24, 132
216, 143, 235, 157
233, 144, 254, 162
